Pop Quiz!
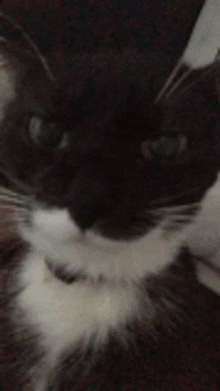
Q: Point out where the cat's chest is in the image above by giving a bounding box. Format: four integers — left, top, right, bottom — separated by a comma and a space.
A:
15, 249, 142, 361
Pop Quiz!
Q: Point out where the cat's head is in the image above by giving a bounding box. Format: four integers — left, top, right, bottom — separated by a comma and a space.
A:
1, 40, 220, 279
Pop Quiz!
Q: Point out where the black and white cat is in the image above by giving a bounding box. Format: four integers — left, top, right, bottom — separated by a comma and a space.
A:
1, 25, 220, 390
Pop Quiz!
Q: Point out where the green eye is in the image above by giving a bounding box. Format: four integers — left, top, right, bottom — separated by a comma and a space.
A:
141, 134, 187, 160
28, 115, 69, 150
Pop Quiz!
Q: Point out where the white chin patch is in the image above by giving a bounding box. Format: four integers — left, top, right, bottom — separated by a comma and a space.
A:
19, 206, 190, 280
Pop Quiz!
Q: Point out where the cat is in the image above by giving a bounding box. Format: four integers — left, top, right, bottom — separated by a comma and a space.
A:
1, 36, 220, 391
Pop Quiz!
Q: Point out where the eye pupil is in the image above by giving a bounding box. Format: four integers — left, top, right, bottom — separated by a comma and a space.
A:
141, 134, 186, 161
28, 115, 68, 150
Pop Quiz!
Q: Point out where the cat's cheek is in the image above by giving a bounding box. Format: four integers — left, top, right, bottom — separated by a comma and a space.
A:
32, 207, 80, 241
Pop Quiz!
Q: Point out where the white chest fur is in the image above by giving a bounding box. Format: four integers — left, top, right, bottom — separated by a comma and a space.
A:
16, 249, 142, 364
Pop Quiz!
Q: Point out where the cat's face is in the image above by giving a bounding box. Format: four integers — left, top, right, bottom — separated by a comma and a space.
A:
1, 41, 220, 278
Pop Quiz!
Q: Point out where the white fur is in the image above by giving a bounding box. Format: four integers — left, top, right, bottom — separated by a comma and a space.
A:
15, 201, 194, 376
19, 209, 188, 280
183, 0, 220, 68
17, 251, 143, 360
14, 174, 220, 386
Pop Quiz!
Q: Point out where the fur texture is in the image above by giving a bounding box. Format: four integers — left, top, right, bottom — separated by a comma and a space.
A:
1, 36, 220, 390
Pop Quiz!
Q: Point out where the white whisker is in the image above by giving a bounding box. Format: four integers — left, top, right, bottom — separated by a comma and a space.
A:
0, 186, 27, 196
155, 58, 184, 103
168, 63, 220, 101
0, 195, 28, 204
0, 187, 32, 202
163, 68, 191, 101
151, 203, 200, 216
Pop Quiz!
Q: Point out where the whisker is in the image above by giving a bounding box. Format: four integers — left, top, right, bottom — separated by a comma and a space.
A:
0, 205, 27, 213
0, 186, 28, 197
149, 185, 203, 207
0, 202, 23, 207
167, 63, 220, 101
0, 194, 28, 203
155, 47, 220, 104
161, 67, 191, 102
0, 186, 33, 201
0, 197, 32, 209
155, 59, 186, 103
151, 203, 200, 216
0, 198, 26, 207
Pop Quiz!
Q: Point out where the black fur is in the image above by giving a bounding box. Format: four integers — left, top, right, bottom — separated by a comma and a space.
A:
1, 41, 220, 391
1, 47, 220, 238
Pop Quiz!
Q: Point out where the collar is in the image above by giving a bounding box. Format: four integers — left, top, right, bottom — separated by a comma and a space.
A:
45, 257, 86, 284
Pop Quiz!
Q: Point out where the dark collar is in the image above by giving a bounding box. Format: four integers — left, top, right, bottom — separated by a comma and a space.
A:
45, 257, 86, 284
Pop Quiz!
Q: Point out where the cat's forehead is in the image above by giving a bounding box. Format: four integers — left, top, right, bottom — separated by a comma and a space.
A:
1, 42, 218, 143
38, 51, 163, 139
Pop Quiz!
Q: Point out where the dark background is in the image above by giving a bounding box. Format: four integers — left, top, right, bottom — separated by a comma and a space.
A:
0, 1, 205, 72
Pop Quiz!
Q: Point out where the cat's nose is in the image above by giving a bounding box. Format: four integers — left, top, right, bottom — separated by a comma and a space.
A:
64, 170, 112, 230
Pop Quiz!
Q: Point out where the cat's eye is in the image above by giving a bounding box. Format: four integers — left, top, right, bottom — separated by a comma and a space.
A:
141, 134, 187, 161
27, 115, 69, 150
